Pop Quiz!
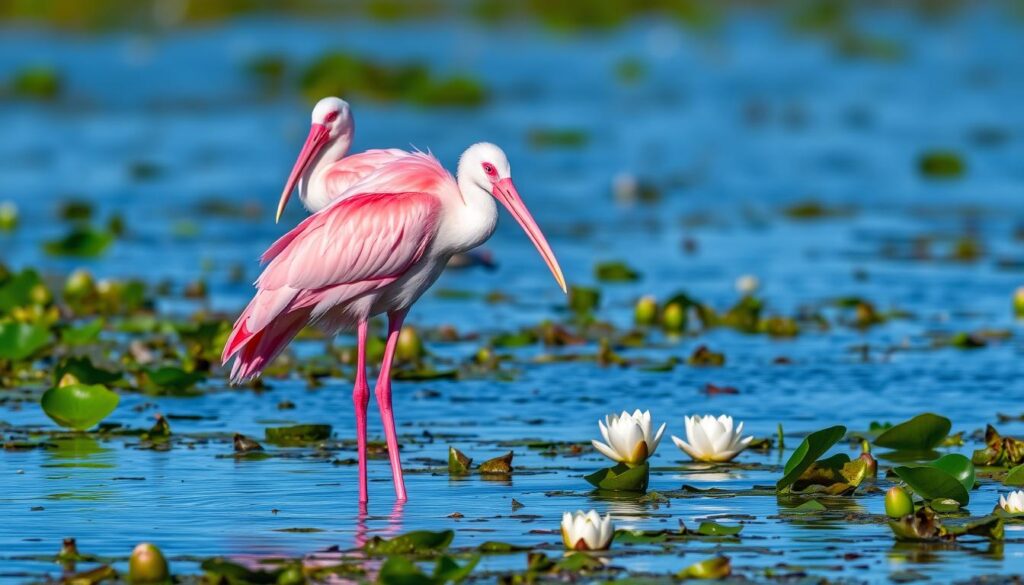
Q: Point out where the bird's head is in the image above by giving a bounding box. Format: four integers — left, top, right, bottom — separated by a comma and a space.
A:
458, 142, 566, 294
276, 97, 355, 222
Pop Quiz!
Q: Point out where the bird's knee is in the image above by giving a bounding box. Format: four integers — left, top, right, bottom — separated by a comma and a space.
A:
352, 383, 370, 407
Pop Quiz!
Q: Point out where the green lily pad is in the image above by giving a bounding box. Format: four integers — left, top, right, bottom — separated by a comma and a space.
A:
365, 530, 454, 556
931, 453, 975, 492
594, 260, 640, 282
693, 521, 743, 536
776, 425, 847, 491
43, 226, 114, 257
265, 424, 332, 446
41, 383, 119, 430
892, 463, 970, 508
787, 499, 827, 513
1004, 464, 1024, 486
0, 269, 45, 313
874, 413, 951, 451
584, 461, 649, 492
60, 319, 104, 345
0, 322, 51, 361
677, 556, 731, 580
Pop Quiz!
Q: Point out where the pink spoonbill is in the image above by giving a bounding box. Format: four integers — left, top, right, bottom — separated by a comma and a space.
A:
223, 143, 567, 503
275, 96, 405, 220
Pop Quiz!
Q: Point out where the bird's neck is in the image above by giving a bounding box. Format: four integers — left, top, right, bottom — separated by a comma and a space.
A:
298, 132, 353, 211
447, 175, 498, 254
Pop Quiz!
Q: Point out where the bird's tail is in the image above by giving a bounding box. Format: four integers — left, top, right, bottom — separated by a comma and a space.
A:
222, 288, 310, 384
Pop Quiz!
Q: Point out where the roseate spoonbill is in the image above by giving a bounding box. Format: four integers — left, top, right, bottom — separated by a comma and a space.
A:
223, 143, 566, 503
276, 96, 405, 220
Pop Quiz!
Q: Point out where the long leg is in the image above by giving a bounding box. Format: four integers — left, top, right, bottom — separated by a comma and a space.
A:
375, 309, 408, 501
353, 320, 371, 503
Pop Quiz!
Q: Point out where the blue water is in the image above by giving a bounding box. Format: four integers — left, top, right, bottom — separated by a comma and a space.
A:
3, 5, 1024, 583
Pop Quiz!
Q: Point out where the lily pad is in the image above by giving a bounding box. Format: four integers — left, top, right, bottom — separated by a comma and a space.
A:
43, 226, 114, 257
365, 530, 454, 555
1004, 464, 1024, 486
893, 455, 974, 506
693, 521, 743, 536
677, 556, 731, 580
874, 413, 951, 451
55, 356, 121, 386
0, 322, 51, 361
594, 260, 640, 282
776, 425, 847, 491
584, 461, 649, 492
41, 383, 120, 430
264, 424, 332, 446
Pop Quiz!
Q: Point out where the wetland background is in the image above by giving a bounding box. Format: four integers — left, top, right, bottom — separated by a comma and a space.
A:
3, 1, 1024, 583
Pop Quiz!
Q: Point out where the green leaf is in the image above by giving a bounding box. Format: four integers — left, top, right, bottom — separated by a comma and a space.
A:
931, 453, 975, 492
264, 424, 332, 446
433, 555, 479, 583
584, 461, 649, 492
1005, 464, 1024, 486
893, 465, 970, 506
0, 322, 51, 361
201, 557, 281, 584
377, 557, 433, 585
448, 446, 472, 475
776, 425, 847, 491
41, 383, 119, 430
614, 529, 668, 544
43, 226, 114, 257
55, 356, 121, 386
0, 269, 44, 313
554, 553, 605, 572
365, 530, 454, 556
787, 499, 827, 513
874, 413, 951, 451
594, 260, 640, 282
677, 556, 731, 580
694, 521, 743, 536
142, 366, 205, 392
476, 541, 526, 553
61, 319, 104, 345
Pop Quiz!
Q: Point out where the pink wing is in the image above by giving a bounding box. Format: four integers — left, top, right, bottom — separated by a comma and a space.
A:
222, 191, 442, 381
320, 149, 407, 201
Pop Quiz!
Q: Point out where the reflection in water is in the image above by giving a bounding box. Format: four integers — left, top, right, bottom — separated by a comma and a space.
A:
46, 435, 111, 462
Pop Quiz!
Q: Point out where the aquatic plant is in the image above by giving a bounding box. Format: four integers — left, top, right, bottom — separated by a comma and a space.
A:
999, 491, 1024, 514
671, 415, 753, 463
561, 510, 613, 551
591, 409, 665, 466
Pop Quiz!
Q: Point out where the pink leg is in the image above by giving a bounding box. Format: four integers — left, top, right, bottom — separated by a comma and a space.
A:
375, 309, 408, 501
353, 320, 370, 503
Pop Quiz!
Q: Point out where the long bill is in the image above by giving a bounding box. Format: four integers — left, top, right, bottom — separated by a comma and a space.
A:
275, 123, 330, 223
492, 178, 567, 294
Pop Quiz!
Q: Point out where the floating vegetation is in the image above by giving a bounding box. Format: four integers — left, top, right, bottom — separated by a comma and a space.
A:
7, 65, 61, 100
526, 127, 589, 149
918, 149, 966, 178
300, 51, 487, 107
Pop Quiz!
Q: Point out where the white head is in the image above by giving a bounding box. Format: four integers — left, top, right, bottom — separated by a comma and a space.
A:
276, 97, 355, 222
457, 142, 566, 293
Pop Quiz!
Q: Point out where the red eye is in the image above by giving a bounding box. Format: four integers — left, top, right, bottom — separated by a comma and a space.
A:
324, 111, 339, 123
482, 163, 497, 177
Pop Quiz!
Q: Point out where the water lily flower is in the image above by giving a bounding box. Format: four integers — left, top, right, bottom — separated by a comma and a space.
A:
999, 490, 1024, 514
735, 275, 759, 295
672, 415, 753, 462
561, 510, 614, 551
592, 410, 666, 466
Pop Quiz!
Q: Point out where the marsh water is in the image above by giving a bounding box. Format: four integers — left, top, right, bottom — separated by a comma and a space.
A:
3, 4, 1024, 583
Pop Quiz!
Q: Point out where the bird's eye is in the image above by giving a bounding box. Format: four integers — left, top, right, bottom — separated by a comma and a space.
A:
482, 163, 497, 177
324, 111, 339, 123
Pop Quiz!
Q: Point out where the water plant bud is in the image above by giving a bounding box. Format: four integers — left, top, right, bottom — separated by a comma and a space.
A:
634, 295, 658, 326
0, 201, 18, 231
662, 302, 686, 333
1014, 287, 1024, 318
65, 269, 96, 298
128, 543, 169, 584
885, 486, 913, 518
859, 440, 877, 477
672, 415, 753, 462
30, 282, 52, 306
396, 326, 424, 361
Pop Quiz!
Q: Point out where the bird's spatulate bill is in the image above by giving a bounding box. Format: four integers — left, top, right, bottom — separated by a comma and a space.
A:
492, 178, 567, 293
276, 123, 330, 223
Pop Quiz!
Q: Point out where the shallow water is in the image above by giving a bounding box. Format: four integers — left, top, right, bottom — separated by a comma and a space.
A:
3, 5, 1024, 584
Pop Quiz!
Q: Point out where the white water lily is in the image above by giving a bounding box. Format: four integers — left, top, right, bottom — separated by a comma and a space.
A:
735, 274, 760, 295
672, 415, 753, 462
591, 410, 666, 466
999, 490, 1024, 514
561, 510, 614, 551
